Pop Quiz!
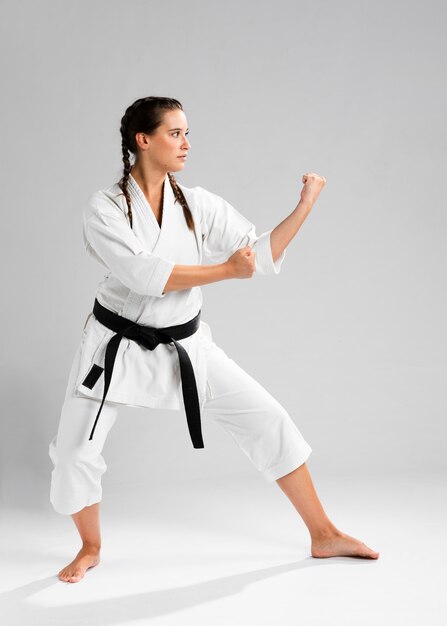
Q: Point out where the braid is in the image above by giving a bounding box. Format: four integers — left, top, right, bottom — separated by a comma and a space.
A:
167, 172, 195, 231
120, 136, 133, 228
119, 100, 145, 228
117, 96, 194, 232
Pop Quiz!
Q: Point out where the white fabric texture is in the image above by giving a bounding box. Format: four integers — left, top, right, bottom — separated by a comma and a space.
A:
49, 339, 312, 515
72, 173, 287, 412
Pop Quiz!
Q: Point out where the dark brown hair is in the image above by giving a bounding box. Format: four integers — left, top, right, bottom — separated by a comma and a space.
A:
118, 96, 194, 231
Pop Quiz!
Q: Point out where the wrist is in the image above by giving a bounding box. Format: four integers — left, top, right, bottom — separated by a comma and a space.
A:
296, 199, 313, 215
221, 261, 233, 280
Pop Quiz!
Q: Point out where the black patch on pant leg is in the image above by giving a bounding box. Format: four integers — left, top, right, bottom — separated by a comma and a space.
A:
82, 364, 104, 389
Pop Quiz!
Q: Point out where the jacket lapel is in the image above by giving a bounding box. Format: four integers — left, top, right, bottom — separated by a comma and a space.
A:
127, 172, 171, 251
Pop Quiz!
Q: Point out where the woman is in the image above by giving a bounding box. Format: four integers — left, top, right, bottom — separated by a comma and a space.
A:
49, 96, 380, 583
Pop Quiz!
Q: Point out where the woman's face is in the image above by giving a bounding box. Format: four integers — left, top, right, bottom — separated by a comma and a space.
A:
138, 108, 191, 173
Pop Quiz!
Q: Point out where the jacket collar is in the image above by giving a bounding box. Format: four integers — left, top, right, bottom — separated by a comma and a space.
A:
127, 172, 172, 235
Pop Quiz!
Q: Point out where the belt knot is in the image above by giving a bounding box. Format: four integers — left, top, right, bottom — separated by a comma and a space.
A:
122, 323, 168, 351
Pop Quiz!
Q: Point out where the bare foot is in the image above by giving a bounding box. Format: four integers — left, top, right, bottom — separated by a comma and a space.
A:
311, 530, 380, 559
58, 545, 101, 583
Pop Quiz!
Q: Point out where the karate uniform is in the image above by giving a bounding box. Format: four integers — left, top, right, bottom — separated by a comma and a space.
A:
48, 173, 312, 515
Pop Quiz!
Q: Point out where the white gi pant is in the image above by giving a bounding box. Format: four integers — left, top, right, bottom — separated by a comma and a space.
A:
48, 342, 312, 515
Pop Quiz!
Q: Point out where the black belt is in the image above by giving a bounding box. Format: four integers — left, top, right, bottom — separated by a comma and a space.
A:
85, 298, 204, 448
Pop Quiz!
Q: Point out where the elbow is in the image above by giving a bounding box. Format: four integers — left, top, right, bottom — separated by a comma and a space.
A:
113, 269, 172, 298
114, 257, 175, 297
254, 248, 287, 275
126, 281, 170, 298
135, 260, 176, 298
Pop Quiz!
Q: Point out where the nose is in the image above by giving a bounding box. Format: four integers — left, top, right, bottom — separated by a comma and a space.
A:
183, 136, 191, 150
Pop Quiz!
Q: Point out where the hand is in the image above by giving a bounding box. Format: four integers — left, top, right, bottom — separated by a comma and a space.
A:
226, 246, 256, 279
300, 172, 326, 208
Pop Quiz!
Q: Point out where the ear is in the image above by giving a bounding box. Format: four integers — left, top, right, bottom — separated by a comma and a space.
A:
135, 132, 150, 151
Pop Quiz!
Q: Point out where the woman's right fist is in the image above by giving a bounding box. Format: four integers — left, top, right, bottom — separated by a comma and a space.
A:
226, 246, 256, 279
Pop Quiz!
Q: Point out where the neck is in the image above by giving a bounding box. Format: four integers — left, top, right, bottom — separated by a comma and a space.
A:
130, 164, 168, 199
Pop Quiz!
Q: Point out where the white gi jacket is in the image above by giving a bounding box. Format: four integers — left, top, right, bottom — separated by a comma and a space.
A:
73, 172, 286, 412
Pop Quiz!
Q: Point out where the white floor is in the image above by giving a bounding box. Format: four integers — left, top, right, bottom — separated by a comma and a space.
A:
0, 469, 445, 626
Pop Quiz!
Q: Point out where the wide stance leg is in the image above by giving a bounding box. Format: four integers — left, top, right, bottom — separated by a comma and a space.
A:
49, 346, 120, 582
277, 464, 380, 558
48, 394, 119, 515
48, 346, 120, 516
203, 344, 380, 559
203, 343, 312, 483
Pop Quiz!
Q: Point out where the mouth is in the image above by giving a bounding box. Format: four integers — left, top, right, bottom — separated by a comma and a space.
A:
177, 155, 187, 159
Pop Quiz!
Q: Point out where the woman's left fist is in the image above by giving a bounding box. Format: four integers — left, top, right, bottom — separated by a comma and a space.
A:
300, 172, 326, 208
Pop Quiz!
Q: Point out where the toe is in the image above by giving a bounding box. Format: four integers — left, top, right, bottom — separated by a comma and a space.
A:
363, 548, 379, 559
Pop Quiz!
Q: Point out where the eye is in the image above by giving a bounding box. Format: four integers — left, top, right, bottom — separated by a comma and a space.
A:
173, 131, 189, 138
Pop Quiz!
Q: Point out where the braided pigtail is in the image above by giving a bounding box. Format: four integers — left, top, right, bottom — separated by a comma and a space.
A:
118, 96, 194, 232
167, 172, 194, 231
119, 135, 133, 228
119, 99, 146, 228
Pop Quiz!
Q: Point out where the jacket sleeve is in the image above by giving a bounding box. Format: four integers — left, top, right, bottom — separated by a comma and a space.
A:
196, 186, 286, 275
82, 192, 175, 297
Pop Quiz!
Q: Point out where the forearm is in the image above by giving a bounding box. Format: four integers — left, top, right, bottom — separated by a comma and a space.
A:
269, 200, 313, 262
163, 262, 230, 293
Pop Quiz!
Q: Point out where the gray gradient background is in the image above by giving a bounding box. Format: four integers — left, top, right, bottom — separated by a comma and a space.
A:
1, 0, 445, 511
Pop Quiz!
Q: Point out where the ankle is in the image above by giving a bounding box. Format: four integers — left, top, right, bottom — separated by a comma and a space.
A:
82, 541, 101, 552
310, 523, 340, 541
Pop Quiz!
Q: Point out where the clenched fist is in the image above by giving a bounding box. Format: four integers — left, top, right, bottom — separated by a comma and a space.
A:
300, 172, 326, 208
226, 245, 256, 279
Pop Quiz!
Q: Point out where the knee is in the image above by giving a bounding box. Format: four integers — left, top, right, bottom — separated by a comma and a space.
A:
49, 438, 103, 471
262, 397, 294, 429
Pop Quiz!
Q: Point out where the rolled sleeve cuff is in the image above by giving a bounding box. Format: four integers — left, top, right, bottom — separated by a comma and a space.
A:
147, 257, 175, 297
254, 229, 286, 275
